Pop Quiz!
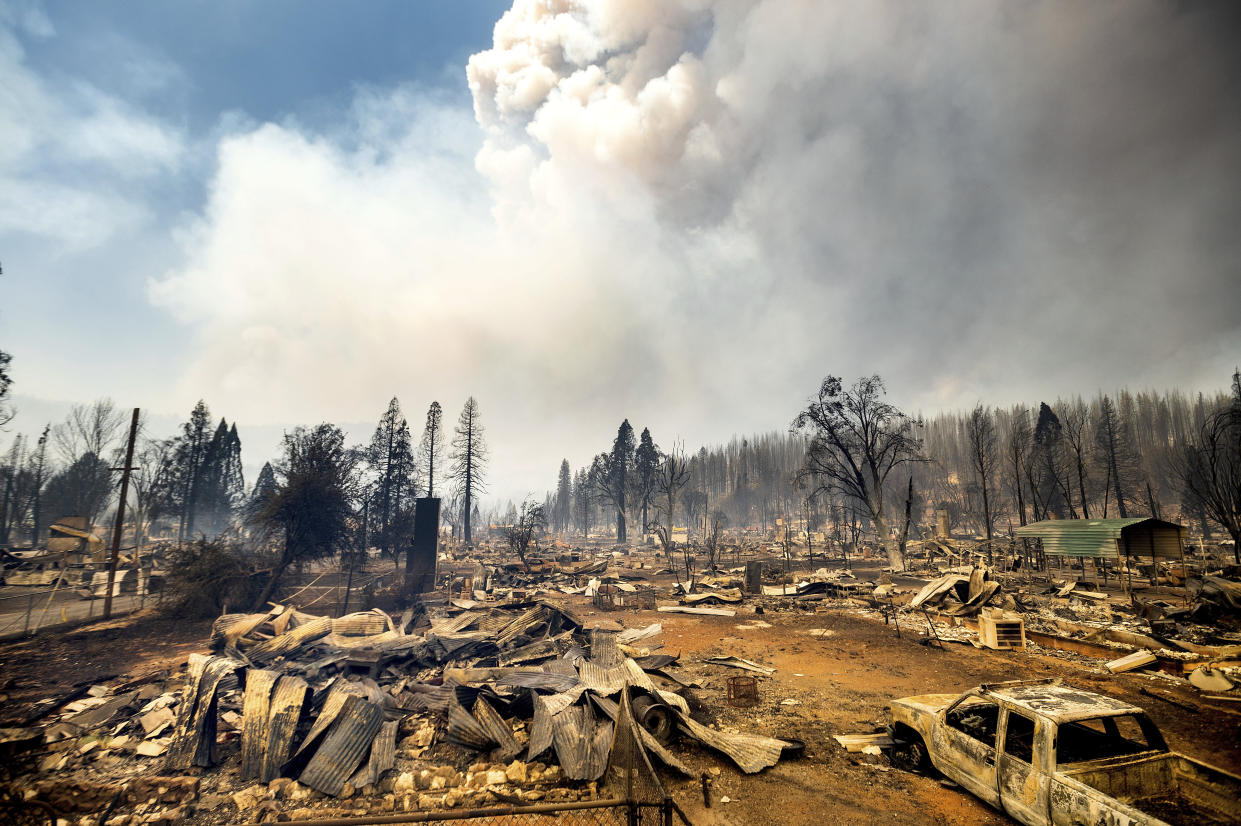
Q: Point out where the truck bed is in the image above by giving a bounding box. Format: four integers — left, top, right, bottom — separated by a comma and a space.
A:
1062, 753, 1241, 826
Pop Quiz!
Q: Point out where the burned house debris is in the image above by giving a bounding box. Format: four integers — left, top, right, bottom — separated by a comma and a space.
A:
4, 521, 1240, 826
3, 370, 1240, 825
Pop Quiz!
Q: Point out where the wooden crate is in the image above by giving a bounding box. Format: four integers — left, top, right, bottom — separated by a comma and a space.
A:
978, 615, 1025, 650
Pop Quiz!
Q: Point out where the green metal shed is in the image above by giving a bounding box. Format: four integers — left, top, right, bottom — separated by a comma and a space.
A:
1014, 518, 1185, 560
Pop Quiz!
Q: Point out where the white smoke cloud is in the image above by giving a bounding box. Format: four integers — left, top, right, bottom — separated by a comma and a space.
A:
0, 18, 184, 249
150, 0, 1241, 496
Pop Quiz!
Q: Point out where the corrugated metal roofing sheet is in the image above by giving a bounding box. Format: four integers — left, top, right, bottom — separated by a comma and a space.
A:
165, 654, 241, 769
263, 675, 308, 782
675, 711, 791, 774
350, 719, 397, 789
526, 694, 554, 760
298, 695, 384, 796
248, 616, 332, 662
239, 668, 278, 781
472, 696, 522, 762
1014, 518, 1185, 559
443, 695, 495, 751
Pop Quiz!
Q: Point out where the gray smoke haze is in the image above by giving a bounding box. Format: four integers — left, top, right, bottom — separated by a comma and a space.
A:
149, 0, 1241, 499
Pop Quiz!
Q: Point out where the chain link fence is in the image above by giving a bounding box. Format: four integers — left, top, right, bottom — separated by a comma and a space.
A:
0, 579, 156, 640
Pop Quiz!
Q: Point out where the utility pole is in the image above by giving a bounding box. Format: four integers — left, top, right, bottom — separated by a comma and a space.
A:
103, 408, 140, 619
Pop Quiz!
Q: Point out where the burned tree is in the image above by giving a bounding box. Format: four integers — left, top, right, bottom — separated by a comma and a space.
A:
702, 509, 728, 572
1031, 402, 1071, 519
420, 401, 443, 497
793, 374, 921, 570
128, 435, 172, 554
1173, 371, 1241, 562
0, 349, 11, 428
449, 397, 487, 545
503, 499, 546, 571
25, 425, 48, 544
1060, 397, 1093, 518
1094, 395, 1141, 518
652, 448, 692, 585
966, 404, 1000, 549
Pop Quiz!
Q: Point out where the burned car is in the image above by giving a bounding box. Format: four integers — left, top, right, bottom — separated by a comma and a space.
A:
888, 679, 1241, 826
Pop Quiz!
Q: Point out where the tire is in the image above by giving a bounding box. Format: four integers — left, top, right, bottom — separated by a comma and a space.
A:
892, 734, 933, 774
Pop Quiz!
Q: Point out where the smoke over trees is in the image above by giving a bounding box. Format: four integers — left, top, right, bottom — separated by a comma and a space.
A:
540, 371, 1240, 561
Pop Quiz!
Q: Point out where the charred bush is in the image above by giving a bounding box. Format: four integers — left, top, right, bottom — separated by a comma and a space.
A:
164, 539, 262, 618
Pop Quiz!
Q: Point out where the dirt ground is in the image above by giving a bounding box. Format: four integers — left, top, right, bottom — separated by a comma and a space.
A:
0, 612, 210, 723
1, 593, 1238, 825
625, 600, 1241, 826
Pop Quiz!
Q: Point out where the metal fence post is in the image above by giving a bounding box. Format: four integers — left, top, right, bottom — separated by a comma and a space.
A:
23, 591, 34, 635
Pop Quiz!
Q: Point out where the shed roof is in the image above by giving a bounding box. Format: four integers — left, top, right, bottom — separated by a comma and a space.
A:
1013, 518, 1185, 559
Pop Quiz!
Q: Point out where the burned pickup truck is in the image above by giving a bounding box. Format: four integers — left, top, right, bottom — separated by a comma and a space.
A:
888, 679, 1240, 826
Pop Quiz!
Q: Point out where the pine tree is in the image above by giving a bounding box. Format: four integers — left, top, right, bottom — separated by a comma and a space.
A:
249, 461, 278, 519
633, 428, 660, 534
421, 401, 444, 497
591, 420, 635, 542
367, 398, 417, 557
573, 467, 593, 537
28, 425, 48, 544
554, 459, 572, 534
195, 419, 245, 536
449, 397, 487, 544
161, 401, 214, 542
1032, 403, 1069, 519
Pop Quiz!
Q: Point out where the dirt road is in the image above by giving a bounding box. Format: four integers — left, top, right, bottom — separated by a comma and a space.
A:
613, 598, 1241, 826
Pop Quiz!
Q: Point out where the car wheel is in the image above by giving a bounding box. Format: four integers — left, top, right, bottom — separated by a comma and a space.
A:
893, 736, 933, 774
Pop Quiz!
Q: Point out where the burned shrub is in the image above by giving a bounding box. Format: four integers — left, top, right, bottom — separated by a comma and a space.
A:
165, 539, 262, 618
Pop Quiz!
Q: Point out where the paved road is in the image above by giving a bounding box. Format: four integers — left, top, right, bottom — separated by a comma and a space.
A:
0, 592, 149, 639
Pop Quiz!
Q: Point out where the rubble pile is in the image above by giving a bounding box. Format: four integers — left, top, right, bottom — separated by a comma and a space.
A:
3, 597, 796, 824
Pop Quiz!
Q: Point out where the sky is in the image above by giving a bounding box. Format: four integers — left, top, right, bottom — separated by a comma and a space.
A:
2, 0, 1240, 505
